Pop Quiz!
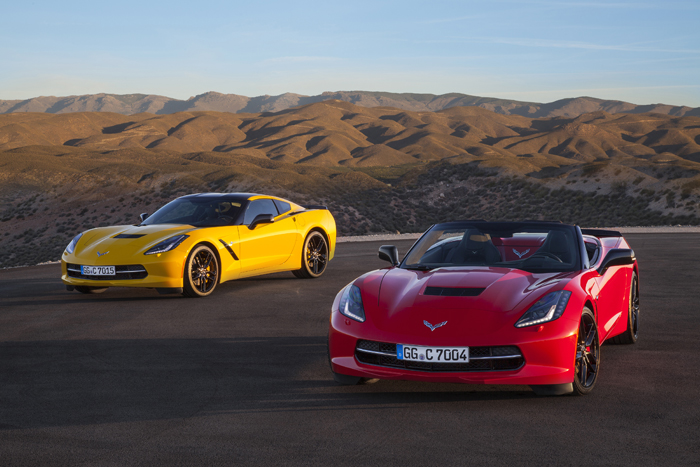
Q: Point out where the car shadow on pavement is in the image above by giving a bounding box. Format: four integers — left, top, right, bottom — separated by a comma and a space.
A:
0, 336, 537, 430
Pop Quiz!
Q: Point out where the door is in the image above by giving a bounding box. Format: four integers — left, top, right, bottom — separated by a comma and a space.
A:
237, 199, 299, 274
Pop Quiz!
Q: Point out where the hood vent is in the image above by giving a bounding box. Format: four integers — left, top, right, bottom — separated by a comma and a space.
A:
424, 286, 485, 297
114, 234, 146, 239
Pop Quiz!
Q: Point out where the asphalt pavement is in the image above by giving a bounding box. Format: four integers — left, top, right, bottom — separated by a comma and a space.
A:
1, 234, 699, 466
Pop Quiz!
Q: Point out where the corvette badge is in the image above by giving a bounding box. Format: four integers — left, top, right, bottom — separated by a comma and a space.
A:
424, 320, 447, 331
513, 248, 530, 258
97, 251, 110, 257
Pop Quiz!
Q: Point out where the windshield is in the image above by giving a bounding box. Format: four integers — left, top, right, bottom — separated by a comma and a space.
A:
402, 222, 581, 273
142, 197, 242, 227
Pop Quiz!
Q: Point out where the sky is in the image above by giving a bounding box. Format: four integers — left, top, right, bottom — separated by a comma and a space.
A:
1, 0, 699, 106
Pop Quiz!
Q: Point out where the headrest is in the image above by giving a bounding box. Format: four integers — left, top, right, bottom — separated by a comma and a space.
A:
548, 231, 569, 253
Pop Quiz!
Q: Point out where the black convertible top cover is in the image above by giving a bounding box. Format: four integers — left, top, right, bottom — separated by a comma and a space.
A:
580, 229, 623, 238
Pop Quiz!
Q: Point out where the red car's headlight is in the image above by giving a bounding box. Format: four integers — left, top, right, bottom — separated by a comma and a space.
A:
338, 284, 365, 323
515, 290, 572, 328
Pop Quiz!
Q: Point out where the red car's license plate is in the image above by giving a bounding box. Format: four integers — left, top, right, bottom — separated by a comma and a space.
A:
397, 344, 469, 363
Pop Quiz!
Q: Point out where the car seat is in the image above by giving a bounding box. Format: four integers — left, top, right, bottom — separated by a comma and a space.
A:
447, 231, 502, 265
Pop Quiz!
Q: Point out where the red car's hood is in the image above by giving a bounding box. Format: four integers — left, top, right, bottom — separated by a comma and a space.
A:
360, 266, 573, 340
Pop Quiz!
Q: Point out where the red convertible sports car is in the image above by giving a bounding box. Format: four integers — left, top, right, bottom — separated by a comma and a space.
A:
328, 221, 639, 396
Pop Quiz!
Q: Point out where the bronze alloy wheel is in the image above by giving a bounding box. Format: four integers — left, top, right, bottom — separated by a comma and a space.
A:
293, 231, 328, 279
573, 308, 600, 396
183, 245, 219, 298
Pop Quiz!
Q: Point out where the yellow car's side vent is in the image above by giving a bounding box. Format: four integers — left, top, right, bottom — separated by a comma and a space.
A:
219, 239, 239, 260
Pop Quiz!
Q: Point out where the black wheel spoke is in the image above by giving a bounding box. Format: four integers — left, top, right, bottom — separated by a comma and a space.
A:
585, 327, 596, 347
575, 311, 599, 390
187, 247, 219, 295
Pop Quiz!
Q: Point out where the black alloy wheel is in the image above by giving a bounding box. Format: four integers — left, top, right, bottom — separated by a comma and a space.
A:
293, 231, 328, 279
573, 308, 600, 396
609, 272, 639, 345
183, 245, 219, 298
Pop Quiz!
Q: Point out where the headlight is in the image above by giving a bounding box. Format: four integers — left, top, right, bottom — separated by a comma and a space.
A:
144, 235, 189, 255
515, 290, 572, 328
338, 284, 365, 322
65, 232, 84, 254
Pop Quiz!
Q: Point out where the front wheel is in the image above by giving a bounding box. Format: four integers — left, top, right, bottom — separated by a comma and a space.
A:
182, 244, 220, 298
292, 231, 329, 279
572, 307, 600, 396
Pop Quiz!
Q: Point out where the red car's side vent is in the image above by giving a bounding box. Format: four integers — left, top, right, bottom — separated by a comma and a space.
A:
424, 287, 485, 297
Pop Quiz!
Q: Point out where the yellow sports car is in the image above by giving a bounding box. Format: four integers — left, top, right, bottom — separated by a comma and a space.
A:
61, 193, 336, 297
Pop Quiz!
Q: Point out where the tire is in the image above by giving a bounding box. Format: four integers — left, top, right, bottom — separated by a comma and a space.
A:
530, 384, 573, 396
327, 335, 373, 386
75, 286, 107, 294
182, 244, 220, 298
608, 272, 639, 345
292, 231, 329, 279
332, 371, 363, 385
572, 307, 600, 396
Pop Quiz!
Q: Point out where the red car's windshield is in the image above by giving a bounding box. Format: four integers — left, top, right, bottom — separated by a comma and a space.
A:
402, 222, 581, 273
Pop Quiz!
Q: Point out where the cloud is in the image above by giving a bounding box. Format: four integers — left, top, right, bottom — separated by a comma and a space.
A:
472, 36, 700, 54
258, 56, 341, 65
489, 0, 700, 9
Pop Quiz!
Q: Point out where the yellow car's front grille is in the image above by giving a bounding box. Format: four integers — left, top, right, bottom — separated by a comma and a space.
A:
66, 264, 148, 280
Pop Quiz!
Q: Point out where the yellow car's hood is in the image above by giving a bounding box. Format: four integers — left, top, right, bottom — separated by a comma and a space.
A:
74, 224, 196, 262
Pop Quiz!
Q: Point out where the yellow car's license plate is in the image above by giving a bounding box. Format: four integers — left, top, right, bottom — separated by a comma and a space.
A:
81, 266, 115, 275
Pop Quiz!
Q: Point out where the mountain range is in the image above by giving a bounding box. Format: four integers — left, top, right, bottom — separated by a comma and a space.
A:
1, 91, 698, 119
1, 100, 699, 268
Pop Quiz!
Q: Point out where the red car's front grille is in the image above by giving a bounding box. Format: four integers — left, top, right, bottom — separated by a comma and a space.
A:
355, 340, 524, 372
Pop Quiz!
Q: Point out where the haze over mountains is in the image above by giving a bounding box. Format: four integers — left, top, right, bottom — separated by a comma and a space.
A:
1, 91, 698, 119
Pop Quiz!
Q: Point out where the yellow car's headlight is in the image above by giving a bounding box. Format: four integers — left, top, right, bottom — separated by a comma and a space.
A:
144, 235, 189, 255
65, 232, 84, 254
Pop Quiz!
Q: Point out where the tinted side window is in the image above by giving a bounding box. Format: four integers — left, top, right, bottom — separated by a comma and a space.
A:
273, 199, 291, 215
243, 199, 279, 225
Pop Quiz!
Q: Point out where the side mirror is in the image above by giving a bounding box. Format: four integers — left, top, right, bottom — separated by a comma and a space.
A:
597, 248, 635, 275
378, 245, 399, 266
139, 212, 149, 222
249, 213, 274, 230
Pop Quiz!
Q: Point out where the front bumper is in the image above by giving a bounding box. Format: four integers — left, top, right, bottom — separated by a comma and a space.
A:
328, 311, 578, 386
61, 254, 186, 289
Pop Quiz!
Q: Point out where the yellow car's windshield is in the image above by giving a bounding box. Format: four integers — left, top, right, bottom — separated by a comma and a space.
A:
142, 198, 242, 227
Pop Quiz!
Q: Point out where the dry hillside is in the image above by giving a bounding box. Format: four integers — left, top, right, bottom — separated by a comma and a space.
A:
1, 100, 699, 268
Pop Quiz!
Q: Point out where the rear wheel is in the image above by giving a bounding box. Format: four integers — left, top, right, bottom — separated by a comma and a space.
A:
608, 272, 639, 345
75, 286, 107, 294
182, 244, 219, 298
572, 308, 600, 396
293, 231, 328, 279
